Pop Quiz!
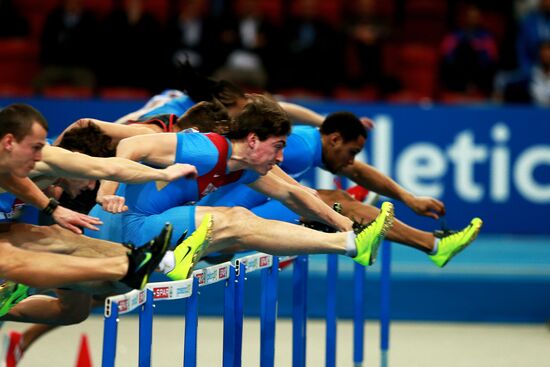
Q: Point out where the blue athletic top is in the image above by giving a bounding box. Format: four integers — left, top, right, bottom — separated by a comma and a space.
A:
124, 132, 259, 215
279, 126, 324, 180
198, 126, 325, 209
139, 94, 196, 119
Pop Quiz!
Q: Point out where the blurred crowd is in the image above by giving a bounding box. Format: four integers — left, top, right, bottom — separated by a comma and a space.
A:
0, 0, 549, 105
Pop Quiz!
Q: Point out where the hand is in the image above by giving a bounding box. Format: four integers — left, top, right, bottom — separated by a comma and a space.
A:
97, 195, 128, 213
360, 117, 375, 130
51, 205, 103, 234
405, 196, 446, 220
162, 163, 198, 181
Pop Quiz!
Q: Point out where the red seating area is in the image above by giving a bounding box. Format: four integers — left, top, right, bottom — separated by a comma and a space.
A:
0, 0, 512, 103
385, 43, 440, 101
0, 38, 39, 93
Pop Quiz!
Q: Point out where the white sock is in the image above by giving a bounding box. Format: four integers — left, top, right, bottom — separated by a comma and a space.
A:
158, 251, 175, 274
345, 231, 357, 257
430, 238, 440, 255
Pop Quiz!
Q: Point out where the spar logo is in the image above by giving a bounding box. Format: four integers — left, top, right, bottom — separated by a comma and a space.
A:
219, 267, 228, 279
260, 256, 269, 267
119, 299, 128, 312
153, 286, 170, 299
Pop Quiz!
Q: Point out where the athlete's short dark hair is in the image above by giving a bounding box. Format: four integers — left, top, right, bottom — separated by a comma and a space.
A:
225, 94, 291, 141
320, 112, 367, 142
0, 103, 48, 141
177, 99, 231, 134
58, 122, 115, 157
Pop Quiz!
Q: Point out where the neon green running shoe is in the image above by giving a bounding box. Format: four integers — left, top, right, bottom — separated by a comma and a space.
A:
167, 213, 213, 281
352, 201, 394, 266
429, 218, 483, 268
0, 281, 29, 317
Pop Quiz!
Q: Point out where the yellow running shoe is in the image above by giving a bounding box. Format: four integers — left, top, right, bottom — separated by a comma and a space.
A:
429, 218, 483, 267
167, 213, 214, 280
0, 281, 29, 317
352, 201, 394, 266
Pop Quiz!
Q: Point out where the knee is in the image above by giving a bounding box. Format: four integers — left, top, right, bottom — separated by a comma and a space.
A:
225, 206, 255, 220
57, 297, 92, 325
211, 206, 255, 225
207, 207, 256, 235
60, 308, 90, 325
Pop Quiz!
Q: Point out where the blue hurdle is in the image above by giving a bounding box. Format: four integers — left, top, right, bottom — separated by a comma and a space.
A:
102, 248, 392, 367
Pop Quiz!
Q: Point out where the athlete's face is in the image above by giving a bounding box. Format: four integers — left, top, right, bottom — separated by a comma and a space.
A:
248, 134, 287, 175
323, 134, 365, 174
56, 177, 96, 198
2, 122, 47, 177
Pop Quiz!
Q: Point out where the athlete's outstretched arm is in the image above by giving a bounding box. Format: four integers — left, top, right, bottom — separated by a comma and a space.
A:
113, 109, 150, 124
268, 165, 319, 198
278, 101, 324, 127
54, 118, 158, 146
247, 171, 353, 231
36, 145, 197, 183
97, 133, 180, 212
340, 161, 445, 219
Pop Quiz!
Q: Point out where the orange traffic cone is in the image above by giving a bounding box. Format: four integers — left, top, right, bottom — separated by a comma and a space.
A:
75, 334, 93, 367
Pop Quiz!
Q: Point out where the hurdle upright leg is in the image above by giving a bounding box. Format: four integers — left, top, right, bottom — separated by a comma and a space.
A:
223, 265, 237, 367
325, 254, 338, 367
138, 289, 154, 367
233, 261, 246, 367
260, 256, 279, 367
380, 241, 392, 367
353, 262, 366, 367
183, 277, 200, 367
292, 255, 308, 367
102, 302, 120, 367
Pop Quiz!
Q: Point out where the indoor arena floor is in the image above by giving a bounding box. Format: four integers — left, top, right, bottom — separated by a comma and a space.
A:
3, 316, 550, 367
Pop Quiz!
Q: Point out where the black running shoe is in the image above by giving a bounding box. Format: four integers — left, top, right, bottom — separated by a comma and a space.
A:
299, 202, 342, 233
144, 223, 174, 261
120, 223, 173, 289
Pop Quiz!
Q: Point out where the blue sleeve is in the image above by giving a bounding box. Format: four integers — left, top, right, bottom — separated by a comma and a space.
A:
141, 95, 196, 118
280, 133, 316, 177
